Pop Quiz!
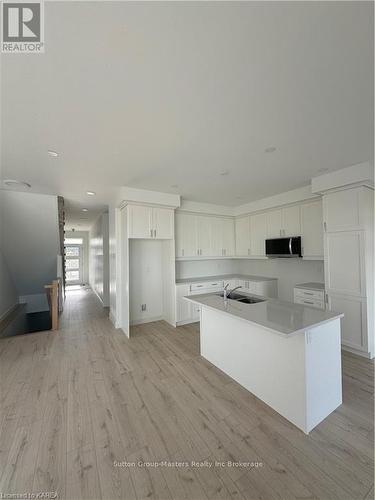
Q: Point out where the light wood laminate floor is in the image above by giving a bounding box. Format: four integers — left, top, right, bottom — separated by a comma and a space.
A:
0, 287, 373, 500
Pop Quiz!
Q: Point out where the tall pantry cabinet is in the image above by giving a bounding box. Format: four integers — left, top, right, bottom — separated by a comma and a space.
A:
323, 186, 374, 357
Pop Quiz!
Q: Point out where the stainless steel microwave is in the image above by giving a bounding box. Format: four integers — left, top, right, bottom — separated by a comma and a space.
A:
265, 236, 302, 258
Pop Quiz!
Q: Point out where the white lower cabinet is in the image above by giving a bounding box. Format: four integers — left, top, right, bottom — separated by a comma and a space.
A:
176, 285, 192, 324
294, 288, 325, 310
328, 294, 367, 353
176, 277, 278, 325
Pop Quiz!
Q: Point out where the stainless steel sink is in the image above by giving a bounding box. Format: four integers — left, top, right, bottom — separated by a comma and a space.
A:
217, 292, 265, 304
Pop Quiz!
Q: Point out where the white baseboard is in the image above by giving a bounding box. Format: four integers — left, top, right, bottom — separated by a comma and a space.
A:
176, 318, 197, 326
109, 311, 118, 327
342, 345, 372, 359
130, 316, 164, 326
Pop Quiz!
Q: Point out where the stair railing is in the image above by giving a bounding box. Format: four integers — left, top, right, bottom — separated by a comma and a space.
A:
45, 279, 60, 330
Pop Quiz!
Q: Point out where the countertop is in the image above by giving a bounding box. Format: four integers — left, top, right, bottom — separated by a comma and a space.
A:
294, 282, 325, 291
184, 292, 343, 337
176, 274, 277, 285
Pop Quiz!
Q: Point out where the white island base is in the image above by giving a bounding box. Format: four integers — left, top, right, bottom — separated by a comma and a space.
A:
200, 307, 342, 434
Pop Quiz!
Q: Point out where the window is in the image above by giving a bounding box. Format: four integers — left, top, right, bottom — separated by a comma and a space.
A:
64, 238, 83, 245
64, 241, 83, 284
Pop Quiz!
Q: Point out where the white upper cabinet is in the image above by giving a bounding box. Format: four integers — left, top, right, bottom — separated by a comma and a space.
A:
222, 218, 235, 256
266, 206, 301, 238
301, 200, 323, 258
196, 216, 212, 256
128, 204, 174, 239
211, 218, 224, 257
153, 208, 174, 239
323, 188, 362, 232
282, 205, 301, 236
128, 205, 153, 238
175, 213, 197, 257
235, 216, 251, 256
266, 210, 283, 238
250, 213, 267, 256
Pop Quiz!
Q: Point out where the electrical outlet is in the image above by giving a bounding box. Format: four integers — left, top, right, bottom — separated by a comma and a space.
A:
141, 304, 146, 311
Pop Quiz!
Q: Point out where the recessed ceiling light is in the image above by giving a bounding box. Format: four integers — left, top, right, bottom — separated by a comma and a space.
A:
3, 179, 31, 188
220, 170, 229, 176
48, 150, 59, 157
82, 208, 88, 212
86, 191, 96, 196
264, 146, 276, 153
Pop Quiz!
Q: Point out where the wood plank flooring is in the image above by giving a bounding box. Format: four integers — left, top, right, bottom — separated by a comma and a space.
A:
0, 287, 373, 500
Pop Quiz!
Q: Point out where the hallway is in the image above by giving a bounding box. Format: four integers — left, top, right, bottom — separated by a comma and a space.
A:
0, 288, 373, 500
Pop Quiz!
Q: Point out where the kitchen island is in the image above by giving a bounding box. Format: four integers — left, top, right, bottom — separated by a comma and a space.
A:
185, 292, 344, 434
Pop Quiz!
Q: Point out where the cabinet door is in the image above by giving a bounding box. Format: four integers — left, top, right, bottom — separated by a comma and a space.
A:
235, 217, 250, 256
196, 216, 212, 256
325, 231, 365, 297
282, 206, 301, 236
222, 218, 235, 256
329, 294, 366, 352
128, 205, 152, 238
266, 209, 282, 238
153, 208, 174, 239
176, 285, 192, 323
211, 218, 223, 257
324, 188, 361, 232
301, 200, 323, 258
175, 213, 197, 257
250, 213, 267, 256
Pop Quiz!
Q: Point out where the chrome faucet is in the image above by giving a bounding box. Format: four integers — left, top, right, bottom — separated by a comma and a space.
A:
223, 284, 242, 300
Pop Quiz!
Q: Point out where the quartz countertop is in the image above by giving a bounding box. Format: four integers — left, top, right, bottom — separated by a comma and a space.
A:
294, 282, 325, 291
184, 292, 342, 337
176, 274, 277, 285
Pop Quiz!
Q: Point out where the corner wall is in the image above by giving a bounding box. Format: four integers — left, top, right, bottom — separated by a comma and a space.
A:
89, 212, 109, 306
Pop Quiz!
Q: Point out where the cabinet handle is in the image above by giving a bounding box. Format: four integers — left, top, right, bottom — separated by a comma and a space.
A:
303, 300, 314, 305
182, 249, 184, 256
150, 228, 153, 237
323, 222, 327, 232
248, 249, 250, 255
154, 229, 156, 238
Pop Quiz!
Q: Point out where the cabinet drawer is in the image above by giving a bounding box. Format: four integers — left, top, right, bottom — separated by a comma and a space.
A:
190, 281, 224, 292
294, 288, 324, 301
294, 296, 324, 309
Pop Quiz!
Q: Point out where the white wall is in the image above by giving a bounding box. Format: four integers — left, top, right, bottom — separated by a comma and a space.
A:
89, 212, 109, 306
129, 239, 164, 323
237, 259, 324, 302
65, 230, 89, 284
176, 259, 237, 280
108, 207, 117, 323
0, 249, 18, 319
1, 191, 60, 311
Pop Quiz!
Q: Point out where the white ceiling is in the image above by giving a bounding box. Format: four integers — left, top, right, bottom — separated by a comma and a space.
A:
1, 1, 373, 229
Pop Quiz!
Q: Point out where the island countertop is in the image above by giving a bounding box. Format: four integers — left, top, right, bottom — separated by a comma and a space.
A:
185, 292, 343, 337
176, 273, 277, 285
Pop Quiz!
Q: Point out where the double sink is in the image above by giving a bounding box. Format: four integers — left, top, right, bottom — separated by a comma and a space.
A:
217, 292, 265, 304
